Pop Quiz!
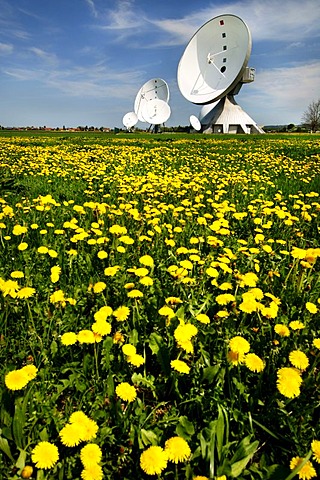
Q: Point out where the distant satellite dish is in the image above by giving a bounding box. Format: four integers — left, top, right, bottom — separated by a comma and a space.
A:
189, 115, 201, 131
134, 78, 170, 122
141, 99, 171, 125
177, 14, 264, 134
122, 111, 138, 129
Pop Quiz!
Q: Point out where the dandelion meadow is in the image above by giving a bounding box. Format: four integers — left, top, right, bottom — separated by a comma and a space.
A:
0, 131, 320, 479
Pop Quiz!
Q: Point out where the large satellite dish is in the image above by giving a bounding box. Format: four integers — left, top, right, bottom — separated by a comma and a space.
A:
134, 78, 170, 123
141, 99, 171, 125
177, 14, 264, 134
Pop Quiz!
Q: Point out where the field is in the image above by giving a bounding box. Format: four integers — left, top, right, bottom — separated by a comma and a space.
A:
0, 132, 320, 480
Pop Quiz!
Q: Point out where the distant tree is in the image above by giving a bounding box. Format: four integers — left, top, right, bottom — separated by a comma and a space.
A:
302, 99, 320, 132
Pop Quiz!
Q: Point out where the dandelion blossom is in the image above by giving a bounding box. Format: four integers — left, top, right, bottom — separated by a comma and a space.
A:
78, 330, 95, 344
139, 255, 154, 267
311, 440, 320, 463
165, 436, 191, 463
127, 354, 145, 367
277, 367, 302, 399
31, 441, 59, 469
21, 364, 38, 380
113, 306, 130, 321
289, 350, 309, 370
289, 321, 304, 330
61, 332, 78, 346
122, 344, 136, 356
116, 382, 137, 402
140, 446, 168, 475
306, 302, 318, 314
80, 444, 102, 467
59, 422, 86, 447
289, 456, 317, 479
93, 282, 106, 294
127, 289, 143, 298
195, 313, 210, 324
16, 287, 36, 299
245, 353, 265, 372
274, 324, 290, 337
5, 369, 29, 390
313, 338, 320, 349
81, 464, 103, 480
229, 336, 250, 355
170, 359, 190, 374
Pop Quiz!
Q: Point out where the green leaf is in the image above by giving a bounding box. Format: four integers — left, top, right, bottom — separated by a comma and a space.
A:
216, 405, 225, 462
140, 429, 159, 446
15, 448, 26, 469
50, 340, 58, 357
230, 439, 259, 478
176, 418, 194, 440
148, 332, 163, 355
202, 365, 220, 384
0, 436, 15, 461
230, 436, 258, 464
12, 397, 27, 450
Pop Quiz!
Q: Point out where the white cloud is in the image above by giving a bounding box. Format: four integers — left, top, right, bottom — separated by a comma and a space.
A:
29, 47, 58, 65
0, 42, 13, 54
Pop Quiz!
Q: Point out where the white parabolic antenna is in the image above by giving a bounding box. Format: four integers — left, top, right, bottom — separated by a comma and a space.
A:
141, 99, 171, 125
189, 115, 201, 131
134, 78, 170, 123
177, 14, 264, 134
122, 111, 138, 129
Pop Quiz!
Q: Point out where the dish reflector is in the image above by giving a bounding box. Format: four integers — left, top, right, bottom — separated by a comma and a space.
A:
189, 115, 201, 131
122, 111, 138, 128
177, 14, 251, 105
141, 99, 171, 125
134, 78, 169, 122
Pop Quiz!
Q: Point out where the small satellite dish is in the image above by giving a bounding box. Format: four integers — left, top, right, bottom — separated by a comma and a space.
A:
189, 115, 201, 131
134, 78, 169, 122
122, 111, 138, 129
141, 99, 171, 125
177, 14, 251, 105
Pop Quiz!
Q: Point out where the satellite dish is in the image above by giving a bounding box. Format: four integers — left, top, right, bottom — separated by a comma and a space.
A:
177, 14, 264, 134
141, 99, 171, 125
122, 111, 138, 129
177, 14, 251, 105
134, 78, 169, 122
199, 103, 218, 121
189, 115, 201, 131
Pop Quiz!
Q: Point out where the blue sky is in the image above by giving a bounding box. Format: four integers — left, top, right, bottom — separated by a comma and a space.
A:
0, 0, 319, 128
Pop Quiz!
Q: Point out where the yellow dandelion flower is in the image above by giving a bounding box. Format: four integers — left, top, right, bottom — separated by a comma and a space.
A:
113, 331, 124, 344
165, 436, 191, 463
277, 367, 302, 398
122, 344, 136, 356
289, 321, 305, 330
127, 353, 145, 367
274, 324, 290, 337
21, 364, 38, 380
91, 320, 111, 336
61, 332, 78, 346
77, 330, 95, 344
158, 305, 175, 318
139, 254, 154, 267
93, 282, 106, 294
21, 466, 33, 478
97, 250, 108, 259
289, 350, 309, 370
311, 440, 320, 463
216, 293, 235, 305
289, 456, 316, 479
5, 369, 29, 390
16, 287, 36, 299
127, 289, 143, 298
229, 336, 250, 355
312, 338, 320, 349
140, 446, 168, 475
306, 302, 318, 314
245, 353, 265, 372
174, 323, 198, 343
59, 422, 86, 447
193, 477, 209, 480
227, 350, 246, 366
94, 306, 113, 321
80, 443, 102, 467
10, 271, 24, 278
81, 464, 103, 480
18, 242, 28, 251
170, 359, 190, 374
139, 276, 153, 286
116, 382, 137, 402
31, 441, 59, 469
113, 306, 130, 321
104, 266, 120, 276
195, 313, 210, 324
